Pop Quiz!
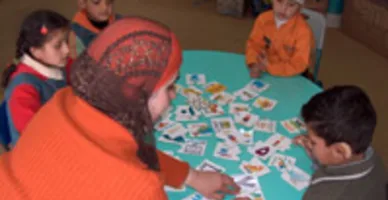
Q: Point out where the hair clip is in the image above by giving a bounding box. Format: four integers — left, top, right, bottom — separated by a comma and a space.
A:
40, 25, 48, 35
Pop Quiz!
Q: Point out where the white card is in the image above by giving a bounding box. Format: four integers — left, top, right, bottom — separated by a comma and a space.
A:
178, 140, 207, 156
268, 153, 296, 172
239, 157, 270, 177
186, 73, 206, 85
249, 141, 276, 160
205, 81, 227, 94
235, 88, 259, 101
163, 123, 187, 138
245, 80, 270, 93
229, 103, 251, 114
211, 117, 237, 133
236, 128, 255, 145
196, 159, 225, 172
181, 86, 203, 97
281, 166, 311, 191
202, 103, 224, 117
154, 118, 176, 131
164, 185, 186, 192
254, 119, 276, 133
213, 142, 240, 161
182, 193, 209, 200
234, 112, 259, 127
232, 174, 261, 195
175, 105, 200, 121
187, 123, 213, 137
210, 92, 234, 105
253, 97, 277, 111
158, 134, 187, 145
236, 191, 266, 200
265, 133, 292, 152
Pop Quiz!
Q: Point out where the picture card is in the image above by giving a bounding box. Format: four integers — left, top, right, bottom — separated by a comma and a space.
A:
202, 103, 224, 117
249, 141, 276, 160
237, 128, 255, 145
186, 73, 206, 85
163, 123, 187, 138
196, 159, 225, 172
213, 142, 241, 161
235, 88, 259, 101
281, 166, 311, 191
266, 133, 292, 152
234, 112, 259, 127
236, 191, 266, 200
181, 86, 203, 97
154, 118, 176, 131
205, 81, 227, 94
211, 117, 237, 133
187, 123, 213, 137
229, 103, 251, 114
239, 157, 270, 177
253, 97, 277, 111
254, 119, 276, 133
246, 80, 270, 93
210, 92, 235, 105
182, 193, 209, 200
164, 185, 186, 193
158, 133, 187, 145
175, 105, 200, 121
281, 118, 306, 134
268, 153, 296, 172
178, 140, 207, 156
232, 174, 261, 195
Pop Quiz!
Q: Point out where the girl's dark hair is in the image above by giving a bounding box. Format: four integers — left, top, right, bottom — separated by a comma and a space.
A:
1, 10, 69, 88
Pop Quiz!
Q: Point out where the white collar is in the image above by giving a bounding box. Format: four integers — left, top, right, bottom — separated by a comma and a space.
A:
275, 16, 288, 29
21, 54, 64, 80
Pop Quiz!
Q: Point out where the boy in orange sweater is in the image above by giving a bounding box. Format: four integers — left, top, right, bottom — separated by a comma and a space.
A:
246, 0, 315, 77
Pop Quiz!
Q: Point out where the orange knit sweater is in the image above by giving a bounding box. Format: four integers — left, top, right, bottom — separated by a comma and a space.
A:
0, 87, 190, 200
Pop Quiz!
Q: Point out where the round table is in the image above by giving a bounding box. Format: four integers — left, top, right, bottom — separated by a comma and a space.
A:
156, 50, 322, 200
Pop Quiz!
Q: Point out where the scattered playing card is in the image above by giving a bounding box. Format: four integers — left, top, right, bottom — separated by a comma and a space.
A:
211, 117, 237, 133
205, 81, 227, 94
234, 112, 259, 127
163, 123, 187, 138
196, 159, 225, 172
178, 140, 207, 156
174, 84, 183, 95
268, 153, 296, 172
253, 97, 277, 111
202, 103, 224, 117
186, 73, 206, 85
229, 103, 251, 114
249, 141, 276, 160
254, 119, 276, 133
154, 118, 176, 131
232, 174, 261, 195
181, 86, 203, 97
237, 128, 255, 145
281, 166, 311, 191
213, 142, 241, 161
160, 106, 173, 120
235, 88, 259, 101
176, 105, 200, 121
246, 80, 270, 93
266, 133, 292, 152
158, 133, 187, 145
182, 193, 209, 200
239, 157, 270, 177
164, 185, 186, 193
210, 92, 234, 105
281, 117, 306, 134
187, 123, 213, 137
236, 191, 266, 200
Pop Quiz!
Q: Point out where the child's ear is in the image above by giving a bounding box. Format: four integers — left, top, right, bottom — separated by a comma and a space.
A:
331, 142, 352, 161
78, 0, 86, 9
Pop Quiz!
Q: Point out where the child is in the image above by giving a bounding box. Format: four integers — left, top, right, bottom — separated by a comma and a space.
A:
295, 86, 386, 199
1, 10, 71, 147
246, 0, 315, 78
68, 0, 121, 58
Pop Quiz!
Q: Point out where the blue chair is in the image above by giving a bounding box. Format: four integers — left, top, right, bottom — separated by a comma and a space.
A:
0, 101, 11, 151
301, 8, 327, 87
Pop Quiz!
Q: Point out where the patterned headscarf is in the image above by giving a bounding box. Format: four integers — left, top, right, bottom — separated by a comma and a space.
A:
69, 17, 182, 171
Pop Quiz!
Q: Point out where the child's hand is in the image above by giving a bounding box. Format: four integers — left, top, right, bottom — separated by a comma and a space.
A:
293, 134, 309, 148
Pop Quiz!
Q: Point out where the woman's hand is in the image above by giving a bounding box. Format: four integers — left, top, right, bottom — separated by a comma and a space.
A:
186, 169, 240, 200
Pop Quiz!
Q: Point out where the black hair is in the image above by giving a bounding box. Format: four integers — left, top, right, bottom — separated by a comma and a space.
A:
1, 10, 69, 88
302, 85, 377, 154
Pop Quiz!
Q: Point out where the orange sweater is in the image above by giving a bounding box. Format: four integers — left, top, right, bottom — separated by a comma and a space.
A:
246, 11, 315, 77
0, 87, 189, 200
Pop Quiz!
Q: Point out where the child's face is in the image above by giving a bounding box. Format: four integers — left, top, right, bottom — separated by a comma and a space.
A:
305, 124, 353, 166
31, 29, 70, 67
82, 0, 114, 22
272, 0, 301, 20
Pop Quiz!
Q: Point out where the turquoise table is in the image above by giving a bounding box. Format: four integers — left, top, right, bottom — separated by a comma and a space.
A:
156, 50, 322, 200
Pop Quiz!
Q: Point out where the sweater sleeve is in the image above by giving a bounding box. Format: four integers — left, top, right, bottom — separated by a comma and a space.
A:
246, 16, 266, 66
266, 29, 314, 77
157, 150, 190, 188
8, 84, 41, 134
68, 31, 78, 59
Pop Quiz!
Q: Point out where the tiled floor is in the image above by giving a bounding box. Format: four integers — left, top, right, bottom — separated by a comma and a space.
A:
0, 0, 387, 168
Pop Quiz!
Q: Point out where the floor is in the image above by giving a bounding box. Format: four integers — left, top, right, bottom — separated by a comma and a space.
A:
0, 0, 387, 168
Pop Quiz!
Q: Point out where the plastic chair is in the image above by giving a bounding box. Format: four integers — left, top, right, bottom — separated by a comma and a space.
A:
0, 101, 11, 151
301, 8, 327, 87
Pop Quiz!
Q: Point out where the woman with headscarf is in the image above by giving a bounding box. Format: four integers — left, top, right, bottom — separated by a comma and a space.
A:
0, 17, 240, 199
